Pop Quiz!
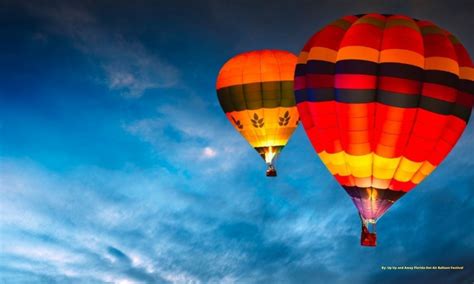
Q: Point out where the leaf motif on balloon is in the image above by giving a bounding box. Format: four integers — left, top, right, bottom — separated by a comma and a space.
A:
278, 111, 291, 126
231, 115, 243, 130
251, 113, 264, 128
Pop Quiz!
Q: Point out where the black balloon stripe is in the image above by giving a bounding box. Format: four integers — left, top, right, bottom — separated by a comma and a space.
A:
424, 70, 459, 89
376, 90, 420, 108
217, 81, 295, 113
306, 60, 336, 74
379, 63, 423, 81
295, 86, 471, 121
295, 88, 335, 103
294, 64, 307, 77
418, 96, 454, 115
304, 60, 464, 90
452, 104, 472, 122
459, 79, 474, 94
336, 60, 378, 75
335, 89, 376, 103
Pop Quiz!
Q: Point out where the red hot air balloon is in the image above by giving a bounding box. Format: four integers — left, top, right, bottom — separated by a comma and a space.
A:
294, 14, 474, 246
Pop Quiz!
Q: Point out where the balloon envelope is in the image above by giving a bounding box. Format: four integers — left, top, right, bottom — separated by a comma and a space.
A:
294, 14, 474, 245
216, 50, 299, 176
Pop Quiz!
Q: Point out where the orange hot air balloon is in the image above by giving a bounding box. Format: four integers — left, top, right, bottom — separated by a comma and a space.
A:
294, 14, 473, 246
216, 50, 299, 176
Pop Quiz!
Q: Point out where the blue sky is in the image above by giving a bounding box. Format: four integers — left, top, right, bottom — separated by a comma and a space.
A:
1, 1, 473, 283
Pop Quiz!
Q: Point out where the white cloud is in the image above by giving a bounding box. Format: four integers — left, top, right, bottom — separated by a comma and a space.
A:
202, 147, 217, 159
0, 158, 264, 282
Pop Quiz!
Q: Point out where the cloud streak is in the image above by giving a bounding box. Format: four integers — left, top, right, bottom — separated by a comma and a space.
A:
3, 116, 472, 283
124, 91, 254, 176
24, 1, 179, 97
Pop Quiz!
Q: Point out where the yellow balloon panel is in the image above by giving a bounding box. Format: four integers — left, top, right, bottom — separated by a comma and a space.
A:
316, 151, 438, 189
226, 107, 299, 149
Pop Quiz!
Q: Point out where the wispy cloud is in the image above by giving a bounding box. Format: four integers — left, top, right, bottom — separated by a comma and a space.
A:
0, 153, 349, 283
2, 120, 474, 283
0, 159, 201, 283
124, 93, 252, 175
24, 2, 179, 97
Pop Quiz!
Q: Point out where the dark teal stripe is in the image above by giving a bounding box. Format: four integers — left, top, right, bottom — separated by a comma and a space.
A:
217, 81, 295, 112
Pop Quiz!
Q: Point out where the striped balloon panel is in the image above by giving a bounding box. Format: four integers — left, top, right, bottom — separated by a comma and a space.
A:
295, 14, 474, 221
216, 50, 299, 162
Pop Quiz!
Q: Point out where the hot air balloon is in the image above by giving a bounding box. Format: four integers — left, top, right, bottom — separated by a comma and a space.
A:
294, 14, 473, 246
217, 50, 299, 176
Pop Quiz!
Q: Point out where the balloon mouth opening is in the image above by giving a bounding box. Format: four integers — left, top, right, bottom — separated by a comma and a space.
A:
360, 217, 377, 247
263, 146, 279, 177
254, 146, 283, 177
264, 146, 277, 164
